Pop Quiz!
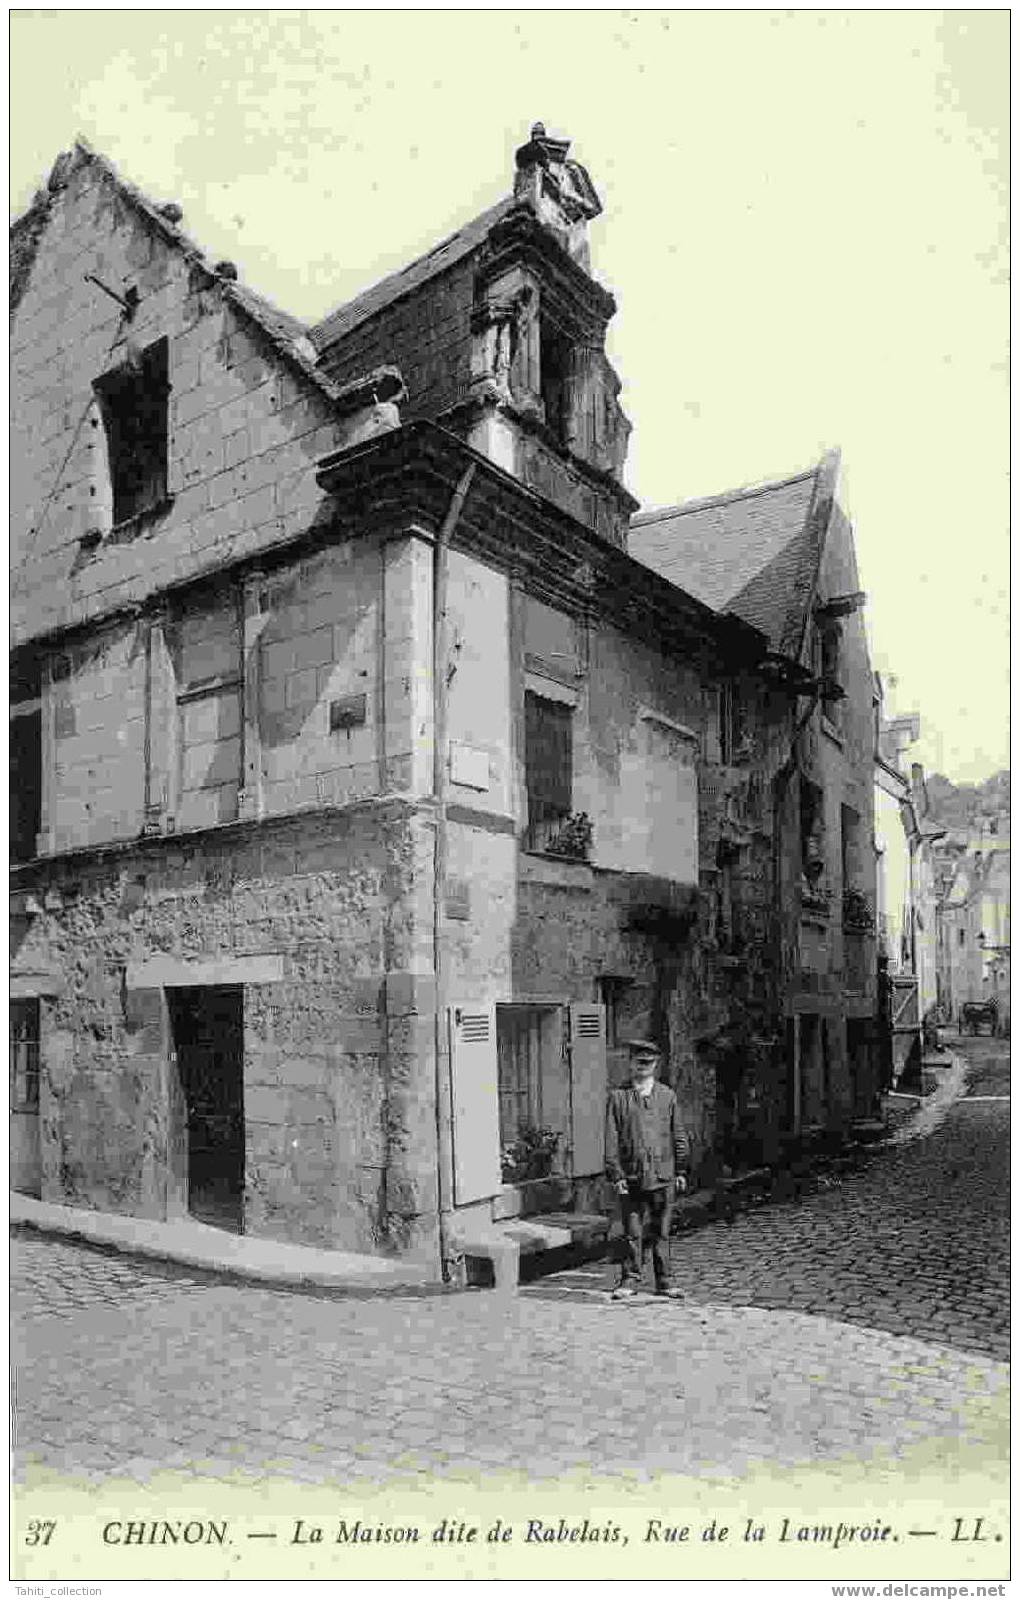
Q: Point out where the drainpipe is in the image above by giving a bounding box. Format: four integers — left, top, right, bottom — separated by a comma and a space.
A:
432, 463, 477, 1280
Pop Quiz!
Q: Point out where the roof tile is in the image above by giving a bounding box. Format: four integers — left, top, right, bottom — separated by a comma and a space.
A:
629, 467, 825, 655
310, 196, 516, 352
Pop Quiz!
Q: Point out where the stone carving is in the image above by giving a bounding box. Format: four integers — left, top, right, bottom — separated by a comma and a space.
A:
471, 287, 534, 404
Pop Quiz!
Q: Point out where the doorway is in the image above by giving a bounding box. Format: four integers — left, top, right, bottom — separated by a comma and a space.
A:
168, 985, 245, 1232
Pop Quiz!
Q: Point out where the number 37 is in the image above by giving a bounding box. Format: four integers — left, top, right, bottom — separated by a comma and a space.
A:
25, 1520, 57, 1546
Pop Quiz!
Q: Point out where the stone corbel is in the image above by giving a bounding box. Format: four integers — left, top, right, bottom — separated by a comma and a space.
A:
331, 366, 407, 451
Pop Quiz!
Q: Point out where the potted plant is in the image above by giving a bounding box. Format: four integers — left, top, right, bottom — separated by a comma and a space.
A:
500, 1124, 562, 1183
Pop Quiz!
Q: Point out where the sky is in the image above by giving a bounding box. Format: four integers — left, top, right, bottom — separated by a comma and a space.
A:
9, 10, 1009, 784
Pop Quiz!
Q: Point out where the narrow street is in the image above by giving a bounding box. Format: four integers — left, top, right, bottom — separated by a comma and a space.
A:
11, 1039, 1009, 1489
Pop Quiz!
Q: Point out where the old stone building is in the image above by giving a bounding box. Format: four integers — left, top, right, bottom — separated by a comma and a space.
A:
631, 453, 880, 1137
10, 128, 879, 1275
872, 698, 946, 1081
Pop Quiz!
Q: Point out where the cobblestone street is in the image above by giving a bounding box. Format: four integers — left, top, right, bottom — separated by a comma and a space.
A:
11, 1040, 1009, 1490
527, 1038, 1010, 1363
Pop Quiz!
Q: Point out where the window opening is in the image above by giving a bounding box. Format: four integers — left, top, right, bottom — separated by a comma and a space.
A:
540, 318, 573, 445
10, 999, 40, 1111
819, 623, 843, 731
496, 1006, 566, 1183
10, 658, 41, 863
94, 337, 170, 526
799, 778, 825, 899
525, 691, 574, 853
841, 804, 860, 888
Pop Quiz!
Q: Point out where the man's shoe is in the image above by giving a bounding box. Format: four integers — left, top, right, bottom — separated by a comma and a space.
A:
611, 1283, 638, 1300
655, 1285, 685, 1300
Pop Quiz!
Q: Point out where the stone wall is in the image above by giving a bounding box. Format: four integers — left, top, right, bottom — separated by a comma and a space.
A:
257, 542, 382, 814
11, 148, 345, 646
50, 619, 147, 850
10, 804, 441, 1261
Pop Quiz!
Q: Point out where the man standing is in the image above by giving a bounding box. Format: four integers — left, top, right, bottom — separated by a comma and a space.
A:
605, 1038, 691, 1300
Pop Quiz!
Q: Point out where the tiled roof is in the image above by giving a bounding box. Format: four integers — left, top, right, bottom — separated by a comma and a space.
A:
310, 195, 517, 352
629, 465, 828, 656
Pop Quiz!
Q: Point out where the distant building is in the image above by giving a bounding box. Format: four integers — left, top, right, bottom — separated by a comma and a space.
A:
938, 819, 1010, 1033
872, 696, 946, 1080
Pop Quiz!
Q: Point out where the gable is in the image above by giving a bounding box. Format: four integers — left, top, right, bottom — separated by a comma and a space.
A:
10, 145, 343, 648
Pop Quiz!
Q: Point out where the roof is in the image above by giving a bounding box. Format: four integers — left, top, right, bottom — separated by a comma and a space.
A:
310, 195, 517, 352
629, 460, 834, 657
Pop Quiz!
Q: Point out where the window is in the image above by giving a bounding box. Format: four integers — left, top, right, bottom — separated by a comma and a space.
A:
94, 337, 170, 526
840, 804, 860, 889
958, 929, 966, 947
598, 977, 629, 1049
10, 999, 40, 1111
496, 1006, 568, 1181
719, 681, 748, 764
540, 318, 574, 445
819, 623, 843, 732
10, 658, 41, 863
799, 777, 825, 898
525, 691, 574, 853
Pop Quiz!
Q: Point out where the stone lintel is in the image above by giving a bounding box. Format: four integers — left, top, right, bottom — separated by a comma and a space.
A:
125, 954, 285, 990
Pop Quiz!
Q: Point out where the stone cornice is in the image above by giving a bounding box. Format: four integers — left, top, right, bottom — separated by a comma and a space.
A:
479, 207, 616, 332
317, 421, 768, 671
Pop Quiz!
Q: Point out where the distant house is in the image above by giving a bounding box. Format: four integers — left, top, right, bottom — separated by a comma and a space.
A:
872, 697, 946, 1080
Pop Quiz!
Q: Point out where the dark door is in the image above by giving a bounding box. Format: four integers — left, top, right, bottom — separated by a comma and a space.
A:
167, 986, 244, 1232
10, 999, 41, 1197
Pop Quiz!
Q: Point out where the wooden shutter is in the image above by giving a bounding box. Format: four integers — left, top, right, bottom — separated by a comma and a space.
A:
449, 1003, 501, 1205
569, 1003, 607, 1176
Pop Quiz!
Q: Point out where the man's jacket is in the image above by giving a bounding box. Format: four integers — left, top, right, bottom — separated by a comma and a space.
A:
605, 1081, 691, 1189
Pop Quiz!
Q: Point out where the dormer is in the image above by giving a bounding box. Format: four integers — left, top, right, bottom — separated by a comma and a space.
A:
311, 123, 637, 547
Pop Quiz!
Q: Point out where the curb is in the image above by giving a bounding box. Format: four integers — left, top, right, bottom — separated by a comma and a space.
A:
9, 1195, 441, 1300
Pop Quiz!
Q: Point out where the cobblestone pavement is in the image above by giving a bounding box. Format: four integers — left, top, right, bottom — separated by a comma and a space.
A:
528, 1039, 1010, 1363
10, 1040, 1008, 1488
957, 1033, 1011, 1098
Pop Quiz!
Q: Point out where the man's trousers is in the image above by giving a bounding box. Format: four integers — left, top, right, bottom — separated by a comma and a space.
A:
619, 1183, 675, 1289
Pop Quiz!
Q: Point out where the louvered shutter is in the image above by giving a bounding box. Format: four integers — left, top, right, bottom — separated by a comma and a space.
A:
569, 1003, 607, 1176
449, 1003, 501, 1205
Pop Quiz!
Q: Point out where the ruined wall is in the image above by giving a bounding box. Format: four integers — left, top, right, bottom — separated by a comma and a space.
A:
10, 805, 439, 1260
